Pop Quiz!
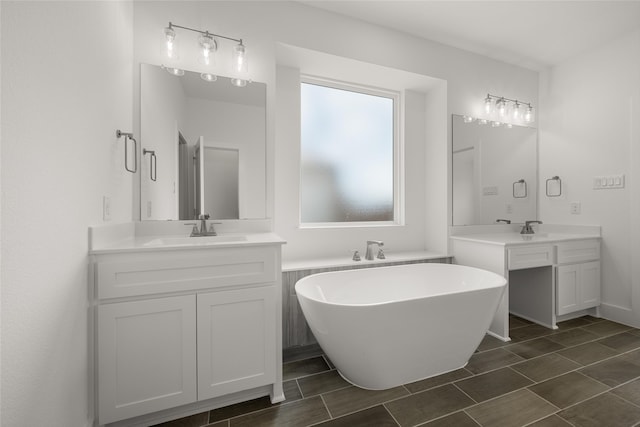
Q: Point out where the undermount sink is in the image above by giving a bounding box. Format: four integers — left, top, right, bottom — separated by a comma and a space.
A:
143, 235, 247, 247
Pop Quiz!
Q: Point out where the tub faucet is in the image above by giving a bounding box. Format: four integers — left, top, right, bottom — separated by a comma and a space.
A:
520, 220, 543, 235
365, 240, 384, 260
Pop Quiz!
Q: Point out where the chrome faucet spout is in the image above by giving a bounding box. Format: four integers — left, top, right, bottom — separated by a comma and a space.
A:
520, 220, 543, 235
365, 240, 384, 260
188, 214, 218, 237
199, 214, 210, 234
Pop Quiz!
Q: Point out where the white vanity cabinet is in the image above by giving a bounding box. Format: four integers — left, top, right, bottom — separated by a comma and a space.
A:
450, 228, 601, 341
91, 240, 284, 426
556, 240, 601, 315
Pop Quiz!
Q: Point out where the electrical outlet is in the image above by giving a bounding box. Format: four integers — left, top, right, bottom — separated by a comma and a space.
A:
103, 196, 111, 221
506, 203, 513, 214
570, 201, 581, 215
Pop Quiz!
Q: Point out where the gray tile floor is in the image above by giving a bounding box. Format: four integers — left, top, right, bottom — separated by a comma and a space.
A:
155, 315, 640, 427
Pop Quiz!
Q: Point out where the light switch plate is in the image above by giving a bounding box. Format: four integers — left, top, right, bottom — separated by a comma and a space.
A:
483, 186, 498, 196
594, 174, 625, 189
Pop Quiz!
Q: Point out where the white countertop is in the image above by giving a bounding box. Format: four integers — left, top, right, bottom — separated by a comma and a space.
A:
449, 232, 601, 246
89, 230, 285, 255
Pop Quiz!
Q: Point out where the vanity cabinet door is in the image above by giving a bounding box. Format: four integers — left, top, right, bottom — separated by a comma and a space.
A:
580, 261, 601, 308
197, 286, 276, 401
556, 265, 580, 315
97, 295, 197, 424
556, 262, 601, 315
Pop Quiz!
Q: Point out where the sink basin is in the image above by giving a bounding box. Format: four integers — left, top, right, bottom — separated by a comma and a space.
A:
143, 235, 247, 247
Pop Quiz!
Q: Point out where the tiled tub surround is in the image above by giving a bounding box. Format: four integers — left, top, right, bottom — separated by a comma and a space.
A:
281, 252, 452, 348
155, 315, 640, 427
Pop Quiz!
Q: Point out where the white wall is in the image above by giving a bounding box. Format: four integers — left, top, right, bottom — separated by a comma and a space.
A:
132, 1, 538, 260
538, 29, 640, 326
1, 2, 133, 426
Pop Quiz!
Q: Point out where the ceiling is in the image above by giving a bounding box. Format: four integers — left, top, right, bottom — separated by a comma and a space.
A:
301, 1, 640, 71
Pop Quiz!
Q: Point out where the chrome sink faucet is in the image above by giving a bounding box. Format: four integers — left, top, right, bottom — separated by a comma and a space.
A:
189, 214, 218, 237
365, 240, 384, 260
520, 220, 543, 235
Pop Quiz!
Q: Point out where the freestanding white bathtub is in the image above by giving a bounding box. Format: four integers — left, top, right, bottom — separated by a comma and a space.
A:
295, 263, 506, 390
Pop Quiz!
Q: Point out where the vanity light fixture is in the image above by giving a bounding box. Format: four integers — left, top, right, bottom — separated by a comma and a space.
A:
230, 78, 247, 87
483, 93, 535, 124
162, 22, 249, 86
162, 66, 184, 77
201, 73, 218, 82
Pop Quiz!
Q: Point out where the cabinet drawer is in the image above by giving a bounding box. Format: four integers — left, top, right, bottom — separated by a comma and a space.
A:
96, 246, 277, 299
508, 245, 554, 270
557, 240, 600, 264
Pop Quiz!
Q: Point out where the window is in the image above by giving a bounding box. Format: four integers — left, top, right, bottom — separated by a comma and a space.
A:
300, 77, 401, 225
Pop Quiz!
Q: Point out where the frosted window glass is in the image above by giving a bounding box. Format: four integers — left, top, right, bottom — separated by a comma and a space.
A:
301, 82, 395, 223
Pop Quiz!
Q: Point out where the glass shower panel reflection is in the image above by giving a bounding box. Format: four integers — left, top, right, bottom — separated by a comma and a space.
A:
203, 147, 239, 219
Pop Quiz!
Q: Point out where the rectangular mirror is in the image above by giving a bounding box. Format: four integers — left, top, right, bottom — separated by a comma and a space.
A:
140, 63, 266, 220
452, 114, 537, 225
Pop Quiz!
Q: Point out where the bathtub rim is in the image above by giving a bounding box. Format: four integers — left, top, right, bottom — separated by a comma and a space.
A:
294, 263, 507, 308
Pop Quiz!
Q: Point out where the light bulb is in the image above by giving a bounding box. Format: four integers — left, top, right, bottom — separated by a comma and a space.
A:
233, 41, 248, 73
201, 73, 217, 82
164, 26, 178, 60
484, 95, 493, 115
524, 105, 534, 123
512, 102, 521, 121
478, 119, 488, 125
463, 115, 474, 123
198, 33, 217, 66
497, 98, 507, 118
492, 121, 502, 127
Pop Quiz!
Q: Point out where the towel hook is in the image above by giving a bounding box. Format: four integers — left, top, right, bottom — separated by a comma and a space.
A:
116, 130, 137, 173
143, 149, 157, 182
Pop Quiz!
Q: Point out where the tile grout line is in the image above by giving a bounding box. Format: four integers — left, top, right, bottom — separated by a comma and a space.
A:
380, 403, 402, 427
452, 381, 480, 405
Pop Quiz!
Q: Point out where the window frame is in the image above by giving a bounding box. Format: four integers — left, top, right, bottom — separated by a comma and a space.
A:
299, 75, 404, 228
